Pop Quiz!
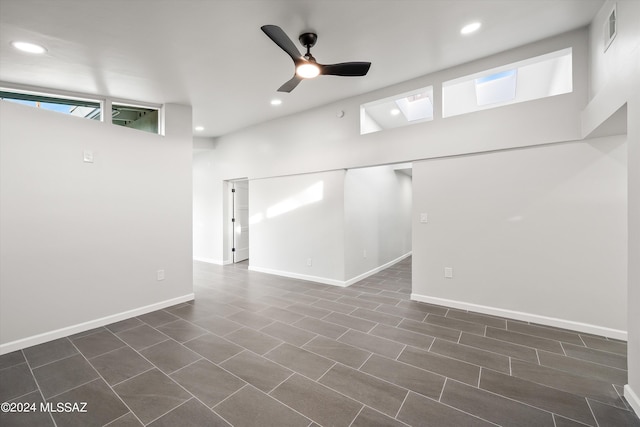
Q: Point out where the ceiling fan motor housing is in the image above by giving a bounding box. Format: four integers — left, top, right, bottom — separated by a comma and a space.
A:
299, 32, 318, 49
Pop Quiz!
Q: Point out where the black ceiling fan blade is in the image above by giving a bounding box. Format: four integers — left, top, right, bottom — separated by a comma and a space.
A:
261, 25, 304, 65
320, 62, 371, 77
277, 75, 304, 92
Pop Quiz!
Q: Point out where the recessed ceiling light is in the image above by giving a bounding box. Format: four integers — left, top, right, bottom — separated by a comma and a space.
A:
390, 108, 400, 116
270, 99, 282, 106
460, 22, 482, 35
11, 41, 47, 54
195, 126, 204, 131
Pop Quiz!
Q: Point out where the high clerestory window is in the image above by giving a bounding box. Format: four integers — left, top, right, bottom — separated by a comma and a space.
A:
360, 86, 434, 135
112, 103, 159, 134
1, 88, 161, 135
0, 90, 102, 120
442, 47, 573, 117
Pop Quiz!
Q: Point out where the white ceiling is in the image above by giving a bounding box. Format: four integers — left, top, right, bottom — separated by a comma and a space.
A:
0, 0, 604, 137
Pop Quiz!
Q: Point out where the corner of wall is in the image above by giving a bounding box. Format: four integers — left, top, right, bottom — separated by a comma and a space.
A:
624, 385, 640, 418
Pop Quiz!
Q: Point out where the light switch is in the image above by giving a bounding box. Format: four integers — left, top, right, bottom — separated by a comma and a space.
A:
444, 267, 453, 278
420, 213, 428, 223
83, 150, 94, 163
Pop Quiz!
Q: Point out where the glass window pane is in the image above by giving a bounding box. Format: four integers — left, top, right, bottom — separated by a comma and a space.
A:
111, 104, 158, 134
0, 90, 101, 120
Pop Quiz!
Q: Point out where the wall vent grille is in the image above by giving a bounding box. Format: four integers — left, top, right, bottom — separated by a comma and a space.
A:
603, 3, 617, 52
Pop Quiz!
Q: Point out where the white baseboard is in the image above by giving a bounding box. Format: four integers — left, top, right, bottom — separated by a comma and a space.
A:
0, 293, 195, 355
249, 252, 412, 288
411, 293, 627, 340
343, 252, 412, 286
248, 266, 348, 287
193, 257, 228, 265
625, 385, 640, 417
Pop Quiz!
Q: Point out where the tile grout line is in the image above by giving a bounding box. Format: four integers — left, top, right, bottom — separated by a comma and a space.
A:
211, 384, 250, 413
417, 386, 505, 427
67, 326, 109, 340
291, 364, 423, 426
397, 345, 408, 361
222, 346, 335, 395
477, 372, 581, 425
22, 340, 81, 371
264, 380, 330, 426
266, 371, 296, 394
102, 411, 137, 426
438, 377, 448, 402
460, 331, 567, 361
165, 356, 205, 376
313, 358, 424, 416
422, 342, 511, 373
347, 405, 365, 427
120, 337, 172, 353
18, 349, 59, 427
66, 338, 146, 427
356, 353, 374, 371
107, 327, 244, 424
109, 366, 156, 388
142, 397, 201, 426
394, 389, 411, 421
585, 398, 601, 427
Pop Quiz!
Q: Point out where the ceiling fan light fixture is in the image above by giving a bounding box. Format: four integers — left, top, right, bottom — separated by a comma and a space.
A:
296, 62, 320, 79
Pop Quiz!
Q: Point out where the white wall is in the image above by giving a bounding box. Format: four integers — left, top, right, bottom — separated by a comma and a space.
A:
193, 137, 218, 264
412, 137, 627, 335
193, 28, 589, 265
627, 84, 640, 417
585, 0, 640, 415
192, 2, 637, 413
248, 170, 346, 285
588, 1, 640, 99
344, 166, 412, 280
0, 101, 194, 353
247, 165, 411, 286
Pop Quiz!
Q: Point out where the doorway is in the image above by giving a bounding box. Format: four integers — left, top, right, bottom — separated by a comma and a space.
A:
231, 179, 249, 263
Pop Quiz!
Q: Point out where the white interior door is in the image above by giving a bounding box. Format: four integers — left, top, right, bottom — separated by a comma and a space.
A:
233, 180, 249, 262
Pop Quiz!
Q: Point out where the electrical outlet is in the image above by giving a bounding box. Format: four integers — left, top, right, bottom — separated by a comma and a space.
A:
420, 213, 428, 223
306, 258, 312, 267
157, 270, 165, 281
444, 267, 453, 278
83, 150, 94, 163
363, 249, 367, 258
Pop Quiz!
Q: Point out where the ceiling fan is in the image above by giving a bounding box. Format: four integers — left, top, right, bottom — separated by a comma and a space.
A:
261, 25, 372, 93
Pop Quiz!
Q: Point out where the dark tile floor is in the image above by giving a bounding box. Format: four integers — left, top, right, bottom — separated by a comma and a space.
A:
1, 257, 639, 426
